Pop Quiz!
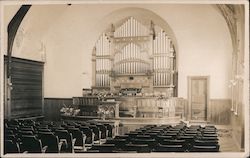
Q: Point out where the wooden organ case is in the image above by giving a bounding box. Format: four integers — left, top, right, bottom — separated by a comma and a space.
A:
92, 17, 177, 97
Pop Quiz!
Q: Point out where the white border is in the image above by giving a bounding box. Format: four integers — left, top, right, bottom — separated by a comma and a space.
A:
0, 0, 249, 158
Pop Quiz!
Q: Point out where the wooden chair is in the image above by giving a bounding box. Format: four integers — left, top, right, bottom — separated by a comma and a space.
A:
38, 132, 63, 153
91, 144, 116, 153
54, 130, 75, 153
154, 144, 184, 152
80, 126, 94, 145
190, 145, 219, 152
104, 123, 114, 138
96, 124, 107, 139
89, 125, 100, 142
20, 135, 47, 153
124, 143, 150, 153
68, 128, 86, 151
4, 140, 20, 154
131, 138, 156, 149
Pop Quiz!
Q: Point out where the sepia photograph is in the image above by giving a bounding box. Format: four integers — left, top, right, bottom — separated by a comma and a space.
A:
0, 0, 249, 157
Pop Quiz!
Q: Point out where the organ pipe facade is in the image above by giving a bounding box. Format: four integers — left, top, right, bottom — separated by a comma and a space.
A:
92, 17, 177, 96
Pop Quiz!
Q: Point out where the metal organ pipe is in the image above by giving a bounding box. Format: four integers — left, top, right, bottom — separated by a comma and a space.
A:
160, 31, 162, 54
132, 18, 134, 37
163, 32, 165, 53
126, 21, 128, 37
133, 20, 136, 36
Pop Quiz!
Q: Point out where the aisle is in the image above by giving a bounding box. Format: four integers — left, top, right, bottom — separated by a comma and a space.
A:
217, 125, 240, 152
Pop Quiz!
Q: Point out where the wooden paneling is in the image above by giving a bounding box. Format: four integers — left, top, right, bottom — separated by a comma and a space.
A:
5, 56, 44, 119
44, 98, 73, 121
230, 100, 244, 150
209, 99, 231, 125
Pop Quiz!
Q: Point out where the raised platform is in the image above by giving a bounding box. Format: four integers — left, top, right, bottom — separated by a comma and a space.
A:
61, 115, 182, 126
116, 117, 182, 125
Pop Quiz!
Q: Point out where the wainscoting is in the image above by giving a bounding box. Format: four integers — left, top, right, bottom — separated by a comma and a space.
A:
209, 99, 231, 125
230, 102, 244, 150
44, 98, 232, 124
44, 98, 73, 121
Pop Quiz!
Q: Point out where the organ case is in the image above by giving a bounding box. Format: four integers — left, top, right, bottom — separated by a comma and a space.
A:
92, 17, 177, 97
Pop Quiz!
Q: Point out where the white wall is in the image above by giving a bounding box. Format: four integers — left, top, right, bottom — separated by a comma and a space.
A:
3, 4, 233, 99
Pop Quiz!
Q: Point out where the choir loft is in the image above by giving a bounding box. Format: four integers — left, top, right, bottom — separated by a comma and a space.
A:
1, 1, 248, 157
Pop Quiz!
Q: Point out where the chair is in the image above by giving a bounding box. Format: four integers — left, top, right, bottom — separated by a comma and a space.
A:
91, 144, 116, 153
9, 119, 20, 126
203, 134, 218, 137
194, 139, 218, 146
203, 131, 217, 135
154, 144, 184, 152
5, 134, 18, 143
150, 129, 164, 133
126, 133, 138, 139
20, 135, 47, 153
191, 145, 219, 152
131, 138, 156, 149
164, 132, 178, 138
37, 125, 49, 129
20, 126, 34, 131
5, 130, 14, 136
38, 128, 51, 132
38, 132, 63, 153
160, 139, 185, 145
115, 135, 129, 140
68, 128, 86, 151
96, 124, 107, 139
199, 136, 218, 141
185, 130, 198, 134
55, 130, 75, 153
17, 130, 34, 140
104, 124, 114, 138
4, 140, 20, 154
89, 125, 100, 142
167, 129, 180, 133
147, 133, 158, 139
80, 126, 94, 145
124, 143, 150, 153
183, 133, 197, 137
51, 126, 65, 132
6, 127, 18, 133
178, 135, 194, 150
156, 135, 172, 144
136, 135, 151, 139
105, 138, 127, 149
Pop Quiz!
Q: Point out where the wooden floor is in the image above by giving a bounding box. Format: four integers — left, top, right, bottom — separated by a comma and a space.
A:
217, 125, 240, 152
188, 122, 240, 152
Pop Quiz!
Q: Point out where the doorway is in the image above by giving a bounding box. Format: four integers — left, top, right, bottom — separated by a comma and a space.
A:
188, 76, 209, 121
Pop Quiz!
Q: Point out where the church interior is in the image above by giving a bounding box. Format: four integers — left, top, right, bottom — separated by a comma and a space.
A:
1, 1, 249, 157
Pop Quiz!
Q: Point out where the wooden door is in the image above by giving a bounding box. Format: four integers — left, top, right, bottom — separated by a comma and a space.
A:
188, 77, 208, 121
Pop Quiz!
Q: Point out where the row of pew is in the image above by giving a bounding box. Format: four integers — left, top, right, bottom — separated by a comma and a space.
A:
88, 123, 220, 152
4, 119, 114, 154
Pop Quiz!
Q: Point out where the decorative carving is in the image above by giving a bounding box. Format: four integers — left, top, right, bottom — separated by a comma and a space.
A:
216, 4, 237, 50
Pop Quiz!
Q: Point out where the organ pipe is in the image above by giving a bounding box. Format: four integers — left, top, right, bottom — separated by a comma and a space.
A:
95, 18, 176, 93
